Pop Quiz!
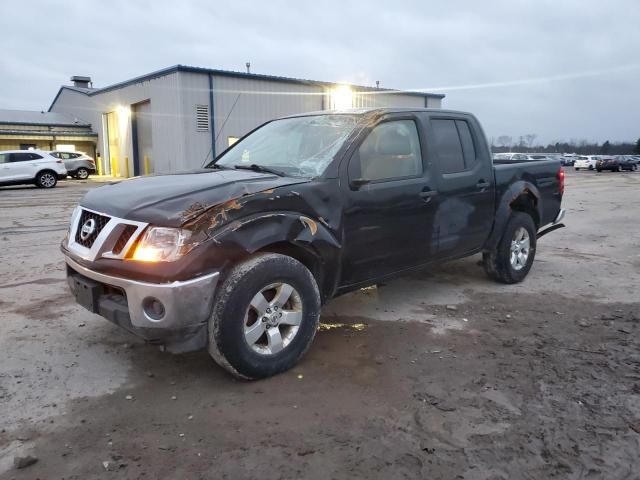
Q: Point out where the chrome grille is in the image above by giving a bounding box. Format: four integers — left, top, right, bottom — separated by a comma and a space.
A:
75, 210, 111, 248
112, 225, 137, 255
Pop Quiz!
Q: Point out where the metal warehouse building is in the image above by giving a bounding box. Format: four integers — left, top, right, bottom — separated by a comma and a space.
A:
49, 65, 445, 178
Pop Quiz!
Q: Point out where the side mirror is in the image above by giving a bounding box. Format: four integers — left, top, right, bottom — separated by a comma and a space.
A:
350, 178, 371, 189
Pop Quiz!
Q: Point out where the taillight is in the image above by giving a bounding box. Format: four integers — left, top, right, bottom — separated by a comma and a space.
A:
87, 159, 95, 164
558, 167, 565, 195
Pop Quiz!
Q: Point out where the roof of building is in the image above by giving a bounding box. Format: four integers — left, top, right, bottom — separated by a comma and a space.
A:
0, 109, 92, 127
49, 64, 445, 110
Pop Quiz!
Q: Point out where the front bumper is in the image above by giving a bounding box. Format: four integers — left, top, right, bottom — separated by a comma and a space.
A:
64, 255, 219, 352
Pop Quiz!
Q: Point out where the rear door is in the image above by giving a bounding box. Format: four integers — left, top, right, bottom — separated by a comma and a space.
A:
340, 114, 439, 284
423, 114, 495, 257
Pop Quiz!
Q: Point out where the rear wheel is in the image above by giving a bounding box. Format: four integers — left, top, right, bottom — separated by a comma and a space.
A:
35, 171, 57, 188
76, 168, 89, 179
208, 253, 321, 379
483, 212, 537, 284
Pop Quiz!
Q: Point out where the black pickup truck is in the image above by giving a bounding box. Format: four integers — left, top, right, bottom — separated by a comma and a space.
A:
62, 108, 565, 379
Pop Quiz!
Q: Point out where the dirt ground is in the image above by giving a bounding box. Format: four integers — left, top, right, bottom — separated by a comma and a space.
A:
1, 170, 639, 479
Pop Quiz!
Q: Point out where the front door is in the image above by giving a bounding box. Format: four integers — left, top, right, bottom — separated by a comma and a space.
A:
341, 116, 438, 285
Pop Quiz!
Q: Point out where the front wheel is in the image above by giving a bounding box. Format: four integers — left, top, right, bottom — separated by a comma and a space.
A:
76, 168, 89, 179
35, 171, 58, 188
575, 168, 580, 171
483, 212, 537, 284
208, 253, 321, 379
596, 168, 602, 172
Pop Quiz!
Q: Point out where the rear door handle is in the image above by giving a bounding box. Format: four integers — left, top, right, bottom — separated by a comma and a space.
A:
476, 179, 490, 189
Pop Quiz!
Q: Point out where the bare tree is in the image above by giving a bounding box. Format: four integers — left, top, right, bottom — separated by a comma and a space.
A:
524, 134, 537, 149
496, 135, 512, 148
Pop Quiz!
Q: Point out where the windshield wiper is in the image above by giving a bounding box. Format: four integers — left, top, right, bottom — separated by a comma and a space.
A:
234, 164, 286, 177
206, 163, 232, 170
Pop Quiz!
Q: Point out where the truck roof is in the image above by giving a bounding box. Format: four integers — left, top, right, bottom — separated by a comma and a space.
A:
283, 107, 472, 119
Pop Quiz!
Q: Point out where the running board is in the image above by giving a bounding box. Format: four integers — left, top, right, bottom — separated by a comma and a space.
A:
537, 223, 565, 239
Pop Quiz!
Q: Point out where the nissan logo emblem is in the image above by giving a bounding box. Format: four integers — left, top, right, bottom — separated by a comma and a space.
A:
80, 218, 96, 240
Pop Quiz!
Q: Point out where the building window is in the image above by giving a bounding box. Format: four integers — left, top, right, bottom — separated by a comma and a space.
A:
196, 105, 209, 132
228, 136, 239, 147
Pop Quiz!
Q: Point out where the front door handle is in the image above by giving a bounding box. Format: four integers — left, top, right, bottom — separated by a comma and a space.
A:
476, 179, 490, 189
419, 188, 438, 202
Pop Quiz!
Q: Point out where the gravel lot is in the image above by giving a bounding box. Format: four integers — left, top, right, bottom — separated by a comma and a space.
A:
1, 170, 639, 479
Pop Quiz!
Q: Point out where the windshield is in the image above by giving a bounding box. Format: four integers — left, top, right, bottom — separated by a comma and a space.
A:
210, 114, 359, 177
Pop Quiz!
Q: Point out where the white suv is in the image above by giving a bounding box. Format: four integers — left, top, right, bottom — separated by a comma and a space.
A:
574, 155, 599, 171
0, 150, 67, 188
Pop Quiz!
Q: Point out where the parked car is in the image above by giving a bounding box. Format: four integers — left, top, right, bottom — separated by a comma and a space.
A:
62, 108, 565, 379
49, 151, 96, 179
493, 152, 531, 161
561, 154, 577, 166
597, 156, 638, 172
574, 155, 600, 170
0, 150, 67, 188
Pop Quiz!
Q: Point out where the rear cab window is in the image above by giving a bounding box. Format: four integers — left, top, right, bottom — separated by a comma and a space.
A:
430, 118, 479, 173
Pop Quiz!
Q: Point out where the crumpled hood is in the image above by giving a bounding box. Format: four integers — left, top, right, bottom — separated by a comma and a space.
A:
80, 169, 308, 227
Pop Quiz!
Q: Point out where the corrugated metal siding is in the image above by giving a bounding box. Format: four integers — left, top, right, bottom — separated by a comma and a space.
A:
52, 74, 183, 176
426, 97, 442, 109
212, 75, 324, 156
350, 91, 426, 109
176, 72, 213, 167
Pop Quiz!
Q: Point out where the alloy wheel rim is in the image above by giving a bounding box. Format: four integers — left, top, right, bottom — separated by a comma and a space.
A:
243, 282, 303, 355
78, 169, 88, 179
41, 173, 55, 187
510, 227, 530, 271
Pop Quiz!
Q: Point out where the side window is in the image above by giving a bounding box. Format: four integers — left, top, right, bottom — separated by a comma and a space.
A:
28, 153, 43, 160
431, 119, 479, 173
456, 120, 477, 168
355, 120, 422, 182
0, 153, 8, 164
431, 119, 465, 173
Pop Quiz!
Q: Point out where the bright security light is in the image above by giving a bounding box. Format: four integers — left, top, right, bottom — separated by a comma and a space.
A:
116, 105, 130, 133
116, 105, 131, 118
330, 85, 354, 110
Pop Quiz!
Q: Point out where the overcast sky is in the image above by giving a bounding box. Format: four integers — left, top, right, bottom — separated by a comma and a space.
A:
1, 0, 639, 145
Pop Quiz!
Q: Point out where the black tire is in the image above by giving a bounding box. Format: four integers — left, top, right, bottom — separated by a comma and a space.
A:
588, 165, 594, 171
208, 253, 321, 379
35, 170, 58, 188
596, 169, 602, 172
76, 168, 90, 179
483, 212, 537, 284
574, 168, 580, 171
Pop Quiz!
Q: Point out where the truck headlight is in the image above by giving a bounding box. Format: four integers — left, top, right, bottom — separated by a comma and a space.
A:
131, 227, 195, 262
